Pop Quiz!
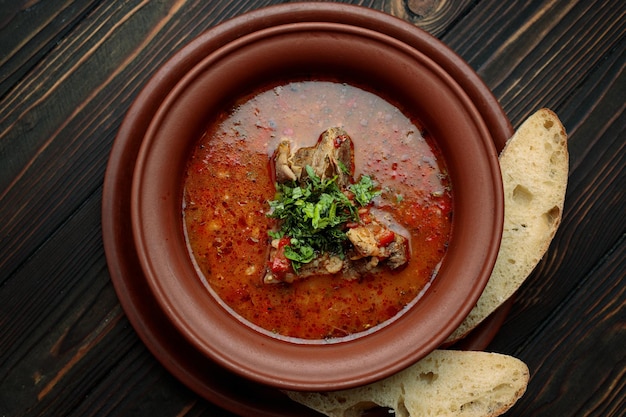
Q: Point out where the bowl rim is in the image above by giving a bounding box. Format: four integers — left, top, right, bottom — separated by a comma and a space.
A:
130, 19, 504, 391
103, 4, 511, 411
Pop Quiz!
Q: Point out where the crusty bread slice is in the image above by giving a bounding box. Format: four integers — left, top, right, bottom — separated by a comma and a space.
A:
286, 350, 530, 417
447, 108, 569, 343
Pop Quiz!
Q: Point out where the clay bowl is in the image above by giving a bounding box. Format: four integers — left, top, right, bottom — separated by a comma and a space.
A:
129, 5, 504, 392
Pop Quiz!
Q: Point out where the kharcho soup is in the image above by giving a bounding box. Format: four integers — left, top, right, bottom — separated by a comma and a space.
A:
182, 81, 452, 340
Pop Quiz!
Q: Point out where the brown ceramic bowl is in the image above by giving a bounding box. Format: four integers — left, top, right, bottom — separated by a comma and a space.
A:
130, 5, 503, 392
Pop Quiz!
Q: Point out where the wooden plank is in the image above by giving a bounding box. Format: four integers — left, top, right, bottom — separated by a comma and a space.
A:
443, 0, 626, 125
505, 240, 625, 416
0, 188, 124, 415
0, 186, 220, 416
0, 1, 623, 416
0, 0, 101, 97
383, 0, 477, 37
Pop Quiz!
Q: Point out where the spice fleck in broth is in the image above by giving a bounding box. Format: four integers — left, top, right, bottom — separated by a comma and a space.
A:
183, 81, 452, 340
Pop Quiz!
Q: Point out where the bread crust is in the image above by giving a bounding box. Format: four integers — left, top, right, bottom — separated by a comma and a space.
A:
286, 350, 530, 417
447, 108, 568, 343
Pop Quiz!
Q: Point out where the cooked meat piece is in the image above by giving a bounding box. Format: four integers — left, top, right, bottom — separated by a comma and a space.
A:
264, 226, 408, 284
385, 235, 410, 270
346, 256, 380, 277
265, 128, 409, 285
289, 146, 314, 180
296, 253, 344, 278
346, 221, 410, 270
264, 253, 344, 284
273, 140, 297, 182
346, 226, 381, 259
292, 127, 354, 188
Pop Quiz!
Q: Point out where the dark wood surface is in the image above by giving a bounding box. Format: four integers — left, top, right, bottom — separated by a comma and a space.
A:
1, 0, 624, 416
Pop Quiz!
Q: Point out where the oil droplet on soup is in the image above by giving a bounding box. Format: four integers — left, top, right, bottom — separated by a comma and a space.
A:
183, 81, 452, 340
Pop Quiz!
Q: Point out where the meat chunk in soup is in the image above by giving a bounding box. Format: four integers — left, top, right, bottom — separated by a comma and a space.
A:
274, 127, 354, 187
264, 249, 344, 284
266, 128, 409, 284
273, 140, 297, 182
295, 127, 354, 188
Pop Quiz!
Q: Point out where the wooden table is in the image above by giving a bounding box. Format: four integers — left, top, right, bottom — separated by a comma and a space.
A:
1, 1, 623, 416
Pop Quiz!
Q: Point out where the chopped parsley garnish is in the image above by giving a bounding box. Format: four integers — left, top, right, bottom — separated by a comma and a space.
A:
350, 174, 381, 206
267, 166, 380, 272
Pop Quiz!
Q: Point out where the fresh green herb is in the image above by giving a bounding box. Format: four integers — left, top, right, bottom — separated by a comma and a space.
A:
267, 166, 380, 272
336, 159, 350, 175
283, 241, 315, 272
349, 175, 381, 206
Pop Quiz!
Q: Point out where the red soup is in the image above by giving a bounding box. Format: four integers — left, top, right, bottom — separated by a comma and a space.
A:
183, 81, 452, 340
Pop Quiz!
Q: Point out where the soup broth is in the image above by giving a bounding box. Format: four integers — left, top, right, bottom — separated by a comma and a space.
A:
183, 81, 452, 340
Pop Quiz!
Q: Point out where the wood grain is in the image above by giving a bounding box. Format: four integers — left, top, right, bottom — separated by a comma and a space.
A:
443, 0, 626, 124
510, 241, 626, 416
0, 0, 623, 416
384, 0, 477, 37
0, 0, 102, 97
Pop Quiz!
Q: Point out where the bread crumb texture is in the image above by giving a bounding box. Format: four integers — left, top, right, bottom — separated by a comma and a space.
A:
286, 350, 530, 417
447, 109, 568, 342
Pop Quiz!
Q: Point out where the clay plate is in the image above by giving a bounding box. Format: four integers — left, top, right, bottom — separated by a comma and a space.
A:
102, 4, 513, 416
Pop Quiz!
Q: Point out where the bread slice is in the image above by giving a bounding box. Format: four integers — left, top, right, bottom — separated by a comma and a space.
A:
286, 350, 530, 417
447, 108, 569, 342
